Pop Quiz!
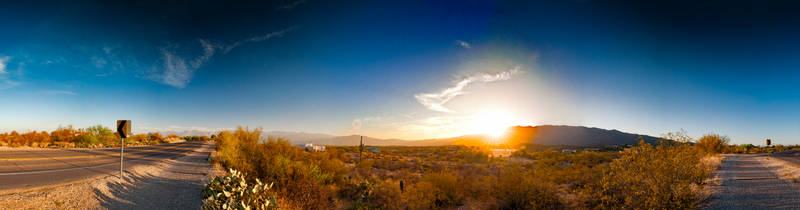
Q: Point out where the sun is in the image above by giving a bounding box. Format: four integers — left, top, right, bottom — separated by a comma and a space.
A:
470, 109, 514, 138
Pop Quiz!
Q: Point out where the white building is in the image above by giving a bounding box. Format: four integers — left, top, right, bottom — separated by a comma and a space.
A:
491, 149, 517, 157
304, 143, 326, 152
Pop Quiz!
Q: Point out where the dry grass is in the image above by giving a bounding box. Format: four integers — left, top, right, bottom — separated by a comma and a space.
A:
695, 155, 726, 203
760, 156, 800, 184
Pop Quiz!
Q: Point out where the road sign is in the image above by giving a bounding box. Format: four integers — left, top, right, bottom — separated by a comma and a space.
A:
117, 120, 130, 180
117, 120, 131, 138
766, 139, 771, 146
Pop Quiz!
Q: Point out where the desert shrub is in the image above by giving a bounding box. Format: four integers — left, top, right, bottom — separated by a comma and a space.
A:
214, 126, 337, 209
740, 144, 756, 153
587, 141, 711, 209
340, 177, 405, 209
129, 134, 149, 144
774, 144, 786, 152
7, 131, 22, 146
494, 165, 562, 209
19, 131, 51, 147
51, 125, 76, 143
208, 126, 720, 209
202, 168, 278, 210
695, 134, 729, 154
149, 132, 165, 143
404, 171, 464, 209
370, 179, 404, 209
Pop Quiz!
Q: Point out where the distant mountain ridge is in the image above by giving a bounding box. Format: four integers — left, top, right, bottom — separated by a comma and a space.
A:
264, 125, 660, 146
506, 125, 660, 146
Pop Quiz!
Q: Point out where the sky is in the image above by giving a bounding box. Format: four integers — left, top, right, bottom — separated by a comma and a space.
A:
1, 1, 799, 144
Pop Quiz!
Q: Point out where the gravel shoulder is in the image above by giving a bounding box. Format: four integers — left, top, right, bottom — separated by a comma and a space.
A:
702, 153, 800, 209
0, 142, 223, 209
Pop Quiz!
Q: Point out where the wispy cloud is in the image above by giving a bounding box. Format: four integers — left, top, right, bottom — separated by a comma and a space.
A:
192, 39, 218, 69
91, 56, 107, 68
456, 40, 471, 49
352, 116, 382, 130
38, 90, 77, 96
89, 45, 140, 76
158, 47, 192, 88
0, 56, 20, 89
152, 27, 296, 88
222, 27, 297, 53
414, 66, 521, 113
276, 0, 306, 10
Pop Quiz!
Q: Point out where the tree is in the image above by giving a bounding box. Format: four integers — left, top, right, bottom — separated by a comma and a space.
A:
87, 125, 113, 136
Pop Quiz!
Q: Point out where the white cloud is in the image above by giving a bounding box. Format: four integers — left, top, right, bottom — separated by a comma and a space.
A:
152, 27, 296, 88
0, 56, 9, 74
414, 66, 522, 113
276, 0, 306, 10
456, 40, 471, 49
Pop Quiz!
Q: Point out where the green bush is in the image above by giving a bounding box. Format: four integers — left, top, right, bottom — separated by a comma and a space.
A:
184, 135, 211, 141
202, 168, 278, 210
76, 135, 100, 146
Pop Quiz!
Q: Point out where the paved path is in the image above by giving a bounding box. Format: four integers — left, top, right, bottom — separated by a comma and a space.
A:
0, 142, 206, 192
93, 142, 216, 209
704, 154, 800, 209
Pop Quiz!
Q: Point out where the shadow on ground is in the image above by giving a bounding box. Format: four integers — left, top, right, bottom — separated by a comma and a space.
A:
92, 156, 207, 209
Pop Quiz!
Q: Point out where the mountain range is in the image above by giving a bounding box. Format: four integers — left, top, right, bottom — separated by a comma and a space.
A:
264, 125, 660, 146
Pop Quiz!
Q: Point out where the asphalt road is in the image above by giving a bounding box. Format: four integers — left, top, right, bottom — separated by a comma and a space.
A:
0, 142, 207, 192
704, 153, 800, 209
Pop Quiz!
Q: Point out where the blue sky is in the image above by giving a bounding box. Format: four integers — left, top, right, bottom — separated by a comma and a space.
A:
1, 1, 799, 144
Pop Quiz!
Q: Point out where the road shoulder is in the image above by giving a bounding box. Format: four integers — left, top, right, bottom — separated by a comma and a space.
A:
702, 153, 800, 209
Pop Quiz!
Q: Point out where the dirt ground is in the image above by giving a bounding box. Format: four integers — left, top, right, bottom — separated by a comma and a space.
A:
702, 153, 800, 209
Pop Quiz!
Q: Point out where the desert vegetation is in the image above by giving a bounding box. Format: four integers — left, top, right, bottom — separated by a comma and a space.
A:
204, 127, 741, 209
0, 125, 208, 148
202, 168, 278, 210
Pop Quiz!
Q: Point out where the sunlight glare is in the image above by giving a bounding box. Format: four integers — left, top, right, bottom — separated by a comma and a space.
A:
470, 109, 514, 138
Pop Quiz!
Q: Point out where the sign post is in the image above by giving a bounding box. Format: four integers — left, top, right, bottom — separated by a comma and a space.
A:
117, 120, 131, 180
